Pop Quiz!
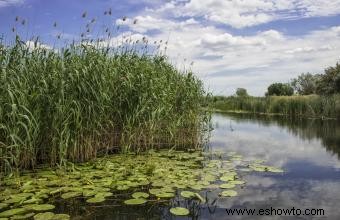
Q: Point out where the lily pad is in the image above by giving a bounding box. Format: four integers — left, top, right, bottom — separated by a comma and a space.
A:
30, 204, 55, 211
96, 192, 113, 198
0, 208, 28, 218
220, 190, 238, 197
61, 192, 82, 199
132, 192, 149, 199
156, 192, 175, 198
220, 183, 236, 189
11, 212, 35, 219
180, 191, 196, 198
220, 175, 235, 182
170, 207, 190, 216
22, 197, 43, 204
86, 197, 105, 203
149, 188, 162, 195
229, 180, 245, 185
124, 198, 147, 205
34, 212, 55, 220
2, 197, 26, 204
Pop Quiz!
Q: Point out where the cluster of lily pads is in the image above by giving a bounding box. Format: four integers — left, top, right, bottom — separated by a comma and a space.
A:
0, 150, 283, 219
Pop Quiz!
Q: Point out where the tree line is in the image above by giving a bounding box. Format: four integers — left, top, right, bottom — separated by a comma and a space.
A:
235, 61, 340, 97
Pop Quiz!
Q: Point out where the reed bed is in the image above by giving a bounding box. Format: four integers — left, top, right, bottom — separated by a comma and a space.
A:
212, 95, 340, 119
0, 37, 210, 174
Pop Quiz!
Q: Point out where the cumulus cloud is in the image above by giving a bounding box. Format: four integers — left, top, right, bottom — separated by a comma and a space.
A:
113, 14, 340, 94
148, 0, 340, 29
0, 0, 24, 8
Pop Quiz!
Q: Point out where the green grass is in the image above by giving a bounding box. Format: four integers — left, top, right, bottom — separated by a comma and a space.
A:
211, 95, 340, 119
0, 37, 210, 174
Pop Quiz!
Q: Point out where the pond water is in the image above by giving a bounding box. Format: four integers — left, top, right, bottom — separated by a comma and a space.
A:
72, 113, 340, 219
208, 113, 340, 220
1, 113, 340, 219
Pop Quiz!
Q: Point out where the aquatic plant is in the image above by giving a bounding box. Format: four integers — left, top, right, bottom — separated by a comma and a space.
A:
170, 207, 190, 216
0, 150, 284, 218
0, 29, 210, 175
211, 95, 340, 119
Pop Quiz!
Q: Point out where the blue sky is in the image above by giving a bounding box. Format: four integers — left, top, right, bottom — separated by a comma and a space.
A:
1, 0, 340, 96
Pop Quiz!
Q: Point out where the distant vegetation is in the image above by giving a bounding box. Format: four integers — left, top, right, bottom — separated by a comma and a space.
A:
211, 62, 340, 119
0, 14, 210, 174
265, 83, 294, 96
291, 63, 340, 95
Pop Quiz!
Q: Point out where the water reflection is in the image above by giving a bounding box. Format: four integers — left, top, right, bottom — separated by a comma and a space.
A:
53, 113, 340, 219
210, 113, 340, 219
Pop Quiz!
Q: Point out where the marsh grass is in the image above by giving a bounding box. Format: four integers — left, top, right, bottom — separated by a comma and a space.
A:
0, 14, 210, 174
212, 95, 340, 119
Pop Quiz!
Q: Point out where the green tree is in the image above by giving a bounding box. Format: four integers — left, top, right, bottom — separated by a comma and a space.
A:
291, 73, 319, 95
316, 62, 340, 95
266, 83, 294, 96
235, 88, 249, 97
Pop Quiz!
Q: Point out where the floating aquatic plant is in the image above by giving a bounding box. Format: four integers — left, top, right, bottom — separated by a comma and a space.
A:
86, 197, 105, 204
180, 191, 195, 199
220, 190, 238, 197
132, 192, 149, 199
0, 150, 285, 218
0, 208, 27, 218
170, 207, 190, 216
124, 198, 147, 205
219, 183, 236, 189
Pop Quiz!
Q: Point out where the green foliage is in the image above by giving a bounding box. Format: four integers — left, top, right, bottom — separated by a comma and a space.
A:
316, 63, 340, 95
211, 95, 340, 119
291, 73, 319, 95
235, 88, 248, 97
266, 83, 294, 96
291, 62, 340, 95
0, 39, 209, 174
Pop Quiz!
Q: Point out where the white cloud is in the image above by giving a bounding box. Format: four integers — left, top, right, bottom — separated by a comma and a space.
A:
0, 0, 24, 8
148, 0, 340, 29
110, 11, 340, 95
25, 40, 52, 50
102, 1, 340, 95
116, 15, 198, 33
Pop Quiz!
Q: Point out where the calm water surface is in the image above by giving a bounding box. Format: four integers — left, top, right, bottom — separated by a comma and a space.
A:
60, 113, 340, 219
206, 113, 340, 220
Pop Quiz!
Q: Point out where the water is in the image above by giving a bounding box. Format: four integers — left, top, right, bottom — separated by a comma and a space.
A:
208, 113, 340, 220
54, 113, 340, 219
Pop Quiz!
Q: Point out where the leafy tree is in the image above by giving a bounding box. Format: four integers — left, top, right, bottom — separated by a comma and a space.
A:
235, 88, 249, 97
265, 83, 294, 96
291, 73, 319, 95
316, 62, 340, 95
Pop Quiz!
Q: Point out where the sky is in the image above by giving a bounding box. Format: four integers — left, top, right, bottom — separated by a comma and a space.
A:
1, 0, 340, 96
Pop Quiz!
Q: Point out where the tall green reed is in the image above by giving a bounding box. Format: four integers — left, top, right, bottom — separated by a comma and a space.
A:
0, 16, 210, 174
